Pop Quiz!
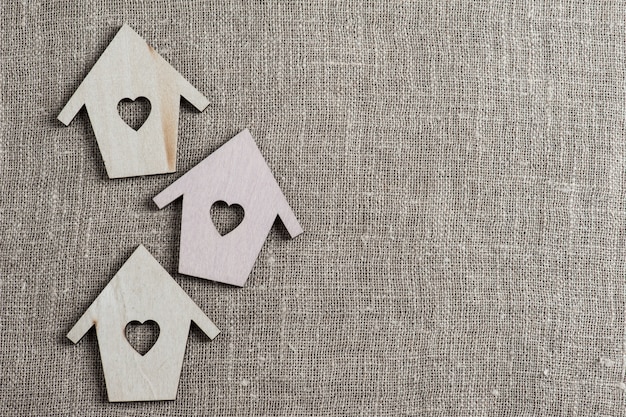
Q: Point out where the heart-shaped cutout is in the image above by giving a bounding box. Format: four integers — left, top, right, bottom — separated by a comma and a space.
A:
117, 97, 151, 131
125, 320, 160, 356
210, 201, 245, 236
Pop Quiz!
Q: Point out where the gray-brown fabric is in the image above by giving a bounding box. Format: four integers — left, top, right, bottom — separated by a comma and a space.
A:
2, 1, 626, 415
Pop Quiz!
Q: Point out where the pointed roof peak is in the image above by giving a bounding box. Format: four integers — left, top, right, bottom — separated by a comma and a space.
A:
126, 244, 152, 265
119, 23, 138, 34
174, 129, 267, 181
106, 23, 153, 52
222, 128, 257, 150
112, 245, 176, 288
73, 23, 170, 90
133, 243, 151, 256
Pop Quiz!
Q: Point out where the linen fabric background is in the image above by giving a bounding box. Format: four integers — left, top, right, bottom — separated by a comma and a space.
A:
1, 1, 626, 416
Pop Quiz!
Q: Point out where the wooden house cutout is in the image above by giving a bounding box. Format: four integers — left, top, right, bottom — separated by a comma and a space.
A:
67, 245, 220, 402
58, 24, 209, 178
153, 129, 303, 287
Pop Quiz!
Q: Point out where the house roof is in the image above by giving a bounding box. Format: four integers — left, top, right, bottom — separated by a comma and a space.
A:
67, 245, 219, 343
153, 129, 304, 239
58, 24, 209, 126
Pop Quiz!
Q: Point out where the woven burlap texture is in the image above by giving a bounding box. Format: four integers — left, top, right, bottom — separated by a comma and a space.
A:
2, 1, 626, 416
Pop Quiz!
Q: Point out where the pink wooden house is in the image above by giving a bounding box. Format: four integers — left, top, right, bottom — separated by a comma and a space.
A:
153, 129, 303, 287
